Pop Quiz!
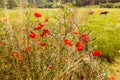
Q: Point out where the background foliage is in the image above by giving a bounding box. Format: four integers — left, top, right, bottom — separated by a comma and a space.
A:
0, 0, 120, 9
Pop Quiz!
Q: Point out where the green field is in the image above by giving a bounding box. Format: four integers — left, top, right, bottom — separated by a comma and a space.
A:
83, 8, 120, 62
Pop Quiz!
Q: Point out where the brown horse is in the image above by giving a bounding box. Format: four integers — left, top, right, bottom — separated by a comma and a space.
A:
100, 11, 109, 15
88, 11, 94, 15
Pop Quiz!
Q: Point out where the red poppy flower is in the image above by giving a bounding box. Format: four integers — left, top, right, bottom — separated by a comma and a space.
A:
73, 31, 79, 35
76, 46, 84, 51
24, 45, 32, 53
12, 53, 19, 57
92, 50, 102, 57
64, 39, 73, 46
109, 77, 116, 80
44, 18, 48, 22
0, 56, 2, 59
48, 65, 53, 70
34, 23, 44, 30
81, 34, 89, 43
0, 42, 6, 46
76, 42, 83, 47
34, 12, 42, 18
27, 45, 32, 50
76, 42, 84, 51
40, 33, 46, 38
29, 31, 36, 39
18, 56, 24, 61
80, 75, 84, 80
40, 43, 46, 46
43, 29, 50, 34
24, 49, 29, 53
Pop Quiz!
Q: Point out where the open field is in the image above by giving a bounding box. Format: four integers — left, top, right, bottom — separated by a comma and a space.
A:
82, 8, 120, 62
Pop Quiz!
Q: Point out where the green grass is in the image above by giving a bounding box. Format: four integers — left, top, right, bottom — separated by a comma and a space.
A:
82, 8, 120, 62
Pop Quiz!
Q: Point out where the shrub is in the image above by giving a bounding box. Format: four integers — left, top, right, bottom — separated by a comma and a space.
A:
44, 2, 53, 8
99, 2, 113, 8
114, 3, 120, 8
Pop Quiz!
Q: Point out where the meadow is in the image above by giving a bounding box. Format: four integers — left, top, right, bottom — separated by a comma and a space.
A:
83, 8, 120, 62
2, 8, 120, 62
0, 7, 120, 80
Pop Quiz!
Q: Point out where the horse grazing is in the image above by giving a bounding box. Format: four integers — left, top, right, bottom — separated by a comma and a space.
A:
100, 11, 109, 15
88, 11, 94, 15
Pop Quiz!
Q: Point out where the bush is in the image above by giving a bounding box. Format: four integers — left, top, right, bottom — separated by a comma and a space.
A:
114, 3, 120, 8
100, 3, 114, 8
44, 2, 53, 8
99, 2, 120, 8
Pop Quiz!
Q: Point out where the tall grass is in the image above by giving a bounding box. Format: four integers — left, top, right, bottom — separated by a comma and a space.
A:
0, 2, 114, 80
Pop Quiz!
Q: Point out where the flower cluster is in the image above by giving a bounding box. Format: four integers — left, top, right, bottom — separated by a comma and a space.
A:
64, 32, 102, 57
29, 12, 49, 39
11, 53, 24, 61
24, 45, 32, 53
64, 39, 73, 46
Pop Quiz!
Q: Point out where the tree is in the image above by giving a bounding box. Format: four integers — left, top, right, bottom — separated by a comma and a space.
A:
7, 0, 17, 9
0, 0, 4, 8
76, 0, 89, 6
31, 0, 46, 8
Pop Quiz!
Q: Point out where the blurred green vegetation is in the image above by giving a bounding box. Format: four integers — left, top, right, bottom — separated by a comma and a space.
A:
0, 0, 120, 9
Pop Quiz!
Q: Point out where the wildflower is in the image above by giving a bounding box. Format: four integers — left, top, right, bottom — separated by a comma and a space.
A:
44, 18, 48, 22
109, 77, 116, 80
76, 42, 84, 51
24, 45, 32, 54
0, 42, 6, 46
81, 34, 89, 43
34, 23, 44, 30
73, 31, 79, 35
1, 17, 8, 22
40, 29, 50, 37
64, 39, 73, 46
92, 50, 102, 57
27, 45, 32, 50
48, 65, 53, 70
40, 43, 47, 47
80, 75, 84, 80
0, 56, 2, 59
43, 29, 50, 34
76, 46, 84, 51
35, 34, 40, 38
34, 12, 42, 18
29, 31, 36, 39
76, 42, 83, 47
12, 53, 19, 57
24, 49, 29, 53
18, 56, 24, 61
40, 33, 46, 38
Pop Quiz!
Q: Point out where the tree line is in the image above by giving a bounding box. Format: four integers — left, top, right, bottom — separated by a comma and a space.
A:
0, 0, 120, 9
